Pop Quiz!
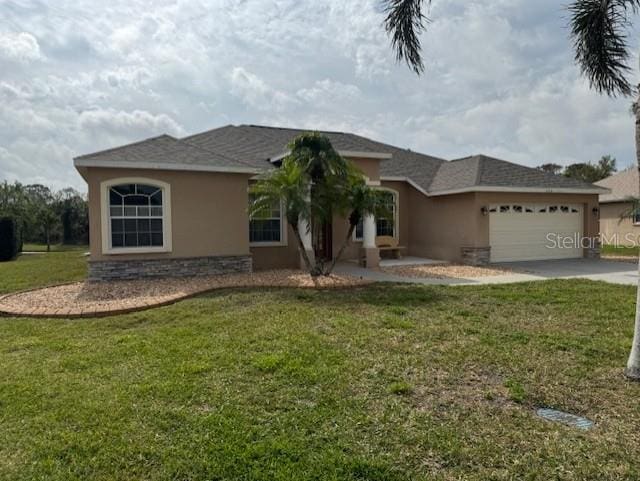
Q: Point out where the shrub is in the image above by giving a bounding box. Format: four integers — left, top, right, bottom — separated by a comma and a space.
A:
0, 217, 19, 261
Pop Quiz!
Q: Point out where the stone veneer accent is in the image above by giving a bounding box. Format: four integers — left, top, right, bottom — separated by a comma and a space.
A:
461, 246, 491, 266
88, 255, 252, 282
586, 240, 601, 259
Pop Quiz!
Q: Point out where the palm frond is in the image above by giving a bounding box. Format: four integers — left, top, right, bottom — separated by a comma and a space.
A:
569, 0, 640, 97
383, 0, 430, 74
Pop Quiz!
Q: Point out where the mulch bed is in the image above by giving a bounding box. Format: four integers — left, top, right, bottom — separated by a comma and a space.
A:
0, 270, 371, 319
380, 263, 514, 279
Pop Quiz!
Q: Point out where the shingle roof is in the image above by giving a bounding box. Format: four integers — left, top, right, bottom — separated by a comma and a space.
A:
595, 167, 639, 203
427, 154, 603, 194
74, 125, 608, 196
182, 125, 395, 169
74, 134, 257, 172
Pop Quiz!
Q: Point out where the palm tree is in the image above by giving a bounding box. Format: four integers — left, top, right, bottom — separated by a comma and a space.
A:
249, 159, 316, 274
250, 133, 383, 277
383, 0, 431, 74
569, 0, 640, 380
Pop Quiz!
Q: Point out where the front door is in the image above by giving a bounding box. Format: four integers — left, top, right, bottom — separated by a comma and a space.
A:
314, 221, 333, 262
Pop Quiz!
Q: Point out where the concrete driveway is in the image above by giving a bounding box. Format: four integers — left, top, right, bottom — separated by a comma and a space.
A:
496, 258, 638, 286
335, 258, 638, 286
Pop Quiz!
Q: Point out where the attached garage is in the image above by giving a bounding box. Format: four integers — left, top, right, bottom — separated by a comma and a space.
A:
489, 203, 583, 262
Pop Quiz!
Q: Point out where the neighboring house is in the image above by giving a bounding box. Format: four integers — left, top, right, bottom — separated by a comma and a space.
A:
595, 168, 639, 247
74, 125, 608, 281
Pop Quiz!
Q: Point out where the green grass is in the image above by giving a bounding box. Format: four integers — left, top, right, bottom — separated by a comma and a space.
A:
22, 243, 88, 253
601, 244, 639, 257
0, 251, 87, 294
1, 259, 640, 479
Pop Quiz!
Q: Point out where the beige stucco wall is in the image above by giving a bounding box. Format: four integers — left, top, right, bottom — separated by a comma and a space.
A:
84, 167, 252, 261
351, 157, 381, 182
600, 201, 640, 246
251, 224, 301, 270
406, 191, 478, 262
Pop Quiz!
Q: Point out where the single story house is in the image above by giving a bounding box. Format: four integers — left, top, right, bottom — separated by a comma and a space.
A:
595, 168, 639, 247
74, 124, 608, 281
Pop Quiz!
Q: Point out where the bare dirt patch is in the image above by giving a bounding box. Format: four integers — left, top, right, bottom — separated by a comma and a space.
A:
0, 270, 370, 318
380, 263, 513, 279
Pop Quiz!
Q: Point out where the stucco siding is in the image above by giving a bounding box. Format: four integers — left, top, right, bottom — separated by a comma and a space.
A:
86, 167, 252, 261
251, 224, 301, 270
407, 191, 478, 262
600, 201, 640, 246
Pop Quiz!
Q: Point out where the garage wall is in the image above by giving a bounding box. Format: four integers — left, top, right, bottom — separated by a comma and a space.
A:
599, 201, 640, 246
405, 190, 479, 262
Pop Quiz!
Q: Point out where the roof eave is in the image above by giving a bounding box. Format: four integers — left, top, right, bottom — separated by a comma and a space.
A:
427, 185, 611, 196
73, 158, 260, 175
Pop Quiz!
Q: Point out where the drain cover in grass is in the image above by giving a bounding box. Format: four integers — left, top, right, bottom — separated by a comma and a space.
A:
536, 408, 594, 430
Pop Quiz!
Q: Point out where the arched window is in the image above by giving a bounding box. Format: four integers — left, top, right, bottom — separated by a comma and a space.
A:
101, 179, 171, 253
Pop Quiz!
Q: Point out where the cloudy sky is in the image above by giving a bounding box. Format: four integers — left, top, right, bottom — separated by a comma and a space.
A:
1, 0, 638, 191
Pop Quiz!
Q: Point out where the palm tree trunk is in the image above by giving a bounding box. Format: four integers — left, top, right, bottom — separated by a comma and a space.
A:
324, 223, 356, 275
625, 91, 640, 380
290, 221, 319, 277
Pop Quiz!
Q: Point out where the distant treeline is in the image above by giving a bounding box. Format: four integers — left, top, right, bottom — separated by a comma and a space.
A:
0, 181, 88, 250
537, 155, 617, 183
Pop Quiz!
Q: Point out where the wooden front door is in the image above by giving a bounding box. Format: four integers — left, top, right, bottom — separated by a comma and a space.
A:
314, 221, 333, 261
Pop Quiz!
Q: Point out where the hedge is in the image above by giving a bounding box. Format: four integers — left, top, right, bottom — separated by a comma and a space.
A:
0, 217, 19, 261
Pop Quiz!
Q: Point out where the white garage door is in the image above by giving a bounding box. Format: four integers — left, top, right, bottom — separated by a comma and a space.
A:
489, 203, 583, 262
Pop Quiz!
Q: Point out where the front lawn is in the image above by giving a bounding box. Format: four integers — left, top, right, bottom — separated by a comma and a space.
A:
601, 244, 640, 257
1, 270, 639, 479
22, 243, 88, 253
0, 251, 87, 294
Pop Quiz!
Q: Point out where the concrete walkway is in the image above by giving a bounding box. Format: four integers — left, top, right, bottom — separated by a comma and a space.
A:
334, 258, 639, 286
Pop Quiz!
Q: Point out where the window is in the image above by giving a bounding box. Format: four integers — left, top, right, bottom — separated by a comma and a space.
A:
109, 184, 164, 248
249, 195, 284, 244
101, 179, 171, 254
354, 190, 398, 240
377, 191, 396, 237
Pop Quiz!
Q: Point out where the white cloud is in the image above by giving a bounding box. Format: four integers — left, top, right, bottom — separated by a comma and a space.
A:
77, 108, 185, 138
230, 66, 297, 111
0, 32, 41, 63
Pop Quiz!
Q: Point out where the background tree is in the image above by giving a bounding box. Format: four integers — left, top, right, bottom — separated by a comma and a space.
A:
0, 181, 89, 249
24, 184, 58, 252
56, 188, 89, 244
569, 0, 640, 379
537, 163, 563, 175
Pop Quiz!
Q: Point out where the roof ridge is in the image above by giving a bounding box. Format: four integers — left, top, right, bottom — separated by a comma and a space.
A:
74, 134, 176, 160
241, 124, 348, 135
181, 124, 236, 141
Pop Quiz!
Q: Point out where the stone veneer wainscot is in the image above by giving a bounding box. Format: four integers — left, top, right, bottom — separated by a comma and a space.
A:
88, 255, 252, 281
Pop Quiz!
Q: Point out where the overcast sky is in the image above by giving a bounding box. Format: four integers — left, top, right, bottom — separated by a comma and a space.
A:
1, 0, 638, 191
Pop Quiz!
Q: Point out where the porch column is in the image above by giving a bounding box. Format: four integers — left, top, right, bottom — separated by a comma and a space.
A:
298, 217, 315, 268
361, 214, 379, 268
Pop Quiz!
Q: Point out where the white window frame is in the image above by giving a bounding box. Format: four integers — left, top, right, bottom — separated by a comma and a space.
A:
248, 197, 287, 247
353, 187, 399, 241
100, 177, 172, 255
